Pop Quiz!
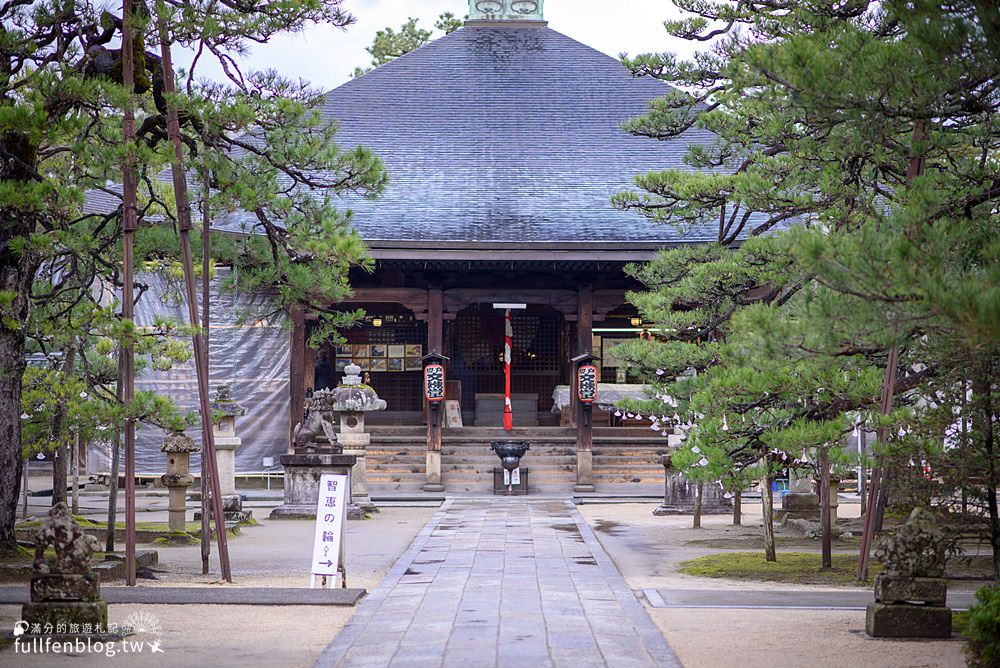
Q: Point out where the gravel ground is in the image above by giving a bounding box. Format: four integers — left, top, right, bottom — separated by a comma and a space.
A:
649, 607, 965, 668
0, 503, 438, 667
579, 502, 968, 668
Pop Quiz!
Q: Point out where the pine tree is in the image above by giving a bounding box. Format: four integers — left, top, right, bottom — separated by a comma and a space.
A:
615, 0, 1000, 570
0, 0, 387, 553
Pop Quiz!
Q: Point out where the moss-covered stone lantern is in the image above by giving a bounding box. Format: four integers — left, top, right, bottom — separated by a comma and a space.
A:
210, 384, 247, 521
161, 432, 199, 532
329, 363, 386, 514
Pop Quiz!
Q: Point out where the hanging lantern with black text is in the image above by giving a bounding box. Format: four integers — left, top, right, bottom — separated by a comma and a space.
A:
424, 364, 446, 403
578, 365, 598, 404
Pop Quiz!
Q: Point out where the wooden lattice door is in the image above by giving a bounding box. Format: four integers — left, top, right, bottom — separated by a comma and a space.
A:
448, 304, 564, 413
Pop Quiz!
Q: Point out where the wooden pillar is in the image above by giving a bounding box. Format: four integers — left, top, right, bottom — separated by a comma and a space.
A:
575, 286, 595, 492
289, 308, 306, 454
304, 345, 316, 395
423, 288, 445, 492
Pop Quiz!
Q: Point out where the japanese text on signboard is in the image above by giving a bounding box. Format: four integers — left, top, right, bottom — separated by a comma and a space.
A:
311, 474, 348, 577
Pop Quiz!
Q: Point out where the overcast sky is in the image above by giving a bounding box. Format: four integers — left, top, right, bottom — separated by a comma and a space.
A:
178, 0, 695, 91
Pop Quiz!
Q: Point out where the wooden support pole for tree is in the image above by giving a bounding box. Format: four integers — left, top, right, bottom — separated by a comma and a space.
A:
857, 120, 925, 581
857, 345, 899, 580
859, 428, 867, 517
51, 346, 75, 507
105, 354, 125, 554
200, 170, 212, 576
156, 12, 232, 583
120, 0, 139, 587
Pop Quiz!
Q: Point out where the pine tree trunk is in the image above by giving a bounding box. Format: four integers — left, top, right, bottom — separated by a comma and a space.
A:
0, 135, 41, 554
52, 445, 67, 506
762, 474, 777, 562
972, 351, 1000, 580
733, 488, 742, 526
0, 254, 36, 552
0, 331, 25, 553
693, 481, 703, 529
71, 433, 80, 515
50, 346, 75, 507
820, 446, 832, 570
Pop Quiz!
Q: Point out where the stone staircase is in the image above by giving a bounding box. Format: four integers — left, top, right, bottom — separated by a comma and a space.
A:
366, 427, 672, 495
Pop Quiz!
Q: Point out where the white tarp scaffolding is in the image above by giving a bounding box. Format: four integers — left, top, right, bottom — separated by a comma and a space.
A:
88, 269, 290, 474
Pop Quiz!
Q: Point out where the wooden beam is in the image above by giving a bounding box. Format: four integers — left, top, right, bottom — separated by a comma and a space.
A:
304, 344, 316, 395
332, 287, 429, 320
443, 288, 578, 315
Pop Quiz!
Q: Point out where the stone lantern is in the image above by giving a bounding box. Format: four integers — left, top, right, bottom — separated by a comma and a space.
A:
161, 432, 199, 532
329, 363, 386, 514
210, 384, 248, 521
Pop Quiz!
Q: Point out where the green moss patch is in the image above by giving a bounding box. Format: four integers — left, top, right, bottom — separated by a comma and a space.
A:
678, 551, 881, 586
151, 532, 200, 546
952, 610, 970, 638
685, 536, 860, 550
0, 542, 33, 561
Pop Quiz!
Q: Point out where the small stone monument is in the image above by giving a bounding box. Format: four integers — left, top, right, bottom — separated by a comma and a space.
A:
866, 507, 952, 638
777, 469, 821, 521
160, 432, 198, 532
653, 454, 731, 516
270, 388, 358, 520
329, 363, 386, 515
210, 385, 250, 523
23, 503, 107, 628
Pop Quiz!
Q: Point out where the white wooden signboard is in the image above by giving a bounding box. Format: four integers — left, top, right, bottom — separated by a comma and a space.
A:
310, 474, 348, 587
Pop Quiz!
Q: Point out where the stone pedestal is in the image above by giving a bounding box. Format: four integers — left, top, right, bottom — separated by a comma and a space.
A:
828, 480, 840, 523
269, 450, 359, 520
23, 504, 107, 629
789, 469, 814, 493
573, 450, 595, 493
873, 575, 947, 606
865, 508, 952, 639
162, 473, 195, 532
653, 455, 731, 516
23, 574, 107, 627
866, 602, 952, 638
778, 492, 821, 521
338, 418, 377, 514
423, 451, 444, 492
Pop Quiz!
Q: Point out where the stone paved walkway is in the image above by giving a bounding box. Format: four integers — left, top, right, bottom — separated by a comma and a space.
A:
317, 498, 682, 668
